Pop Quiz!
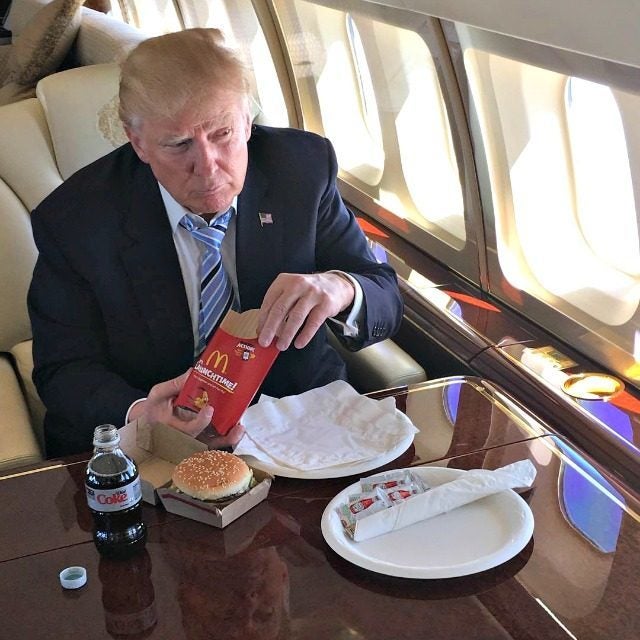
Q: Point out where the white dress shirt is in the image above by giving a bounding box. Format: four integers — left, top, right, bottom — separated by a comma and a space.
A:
159, 184, 363, 353
125, 186, 364, 423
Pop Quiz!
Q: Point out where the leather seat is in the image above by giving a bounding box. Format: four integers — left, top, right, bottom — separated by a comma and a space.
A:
327, 329, 426, 393
0, 55, 425, 470
0, 173, 44, 469
0, 63, 124, 469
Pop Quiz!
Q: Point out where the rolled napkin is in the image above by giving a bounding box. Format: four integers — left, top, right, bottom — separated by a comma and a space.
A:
348, 460, 537, 542
235, 380, 418, 471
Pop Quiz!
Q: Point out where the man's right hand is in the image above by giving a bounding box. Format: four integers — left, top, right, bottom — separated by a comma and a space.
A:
128, 370, 213, 437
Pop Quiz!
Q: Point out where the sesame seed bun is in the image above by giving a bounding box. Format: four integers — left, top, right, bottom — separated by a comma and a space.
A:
172, 450, 253, 501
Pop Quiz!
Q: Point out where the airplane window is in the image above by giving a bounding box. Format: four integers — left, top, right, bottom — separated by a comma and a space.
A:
459, 24, 640, 385
113, 0, 182, 35
273, 1, 466, 251
566, 78, 640, 279
178, 0, 289, 127
346, 14, 384, 180
273, 1, 385, 185
107, 1, 124, 22
371, 21, 465, 244
111, 0, 289, 127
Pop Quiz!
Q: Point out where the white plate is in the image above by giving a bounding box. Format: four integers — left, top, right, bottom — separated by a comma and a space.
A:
321, 466, 534, 578
238, 431, 414, 479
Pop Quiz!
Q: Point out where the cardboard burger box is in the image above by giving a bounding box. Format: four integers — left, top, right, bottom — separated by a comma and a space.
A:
118, 420, 272, 528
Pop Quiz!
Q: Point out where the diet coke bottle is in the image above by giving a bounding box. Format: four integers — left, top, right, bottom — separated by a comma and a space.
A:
85, 424, 147, 558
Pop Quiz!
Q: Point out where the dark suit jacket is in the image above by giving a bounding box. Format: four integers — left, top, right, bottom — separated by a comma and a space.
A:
28, 125, 403, 457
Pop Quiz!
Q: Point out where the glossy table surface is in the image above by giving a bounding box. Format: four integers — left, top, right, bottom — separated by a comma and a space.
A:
1, 377, 638, 639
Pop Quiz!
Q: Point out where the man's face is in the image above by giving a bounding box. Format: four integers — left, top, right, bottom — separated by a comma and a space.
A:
126, 89, 252, 215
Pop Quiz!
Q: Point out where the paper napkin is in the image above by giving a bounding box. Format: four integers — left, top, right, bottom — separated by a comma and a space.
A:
351, 460, 537, 542
234, 380, 418, 471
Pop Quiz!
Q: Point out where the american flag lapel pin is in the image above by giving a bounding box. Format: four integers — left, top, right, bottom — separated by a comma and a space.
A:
258, 212, 273, 227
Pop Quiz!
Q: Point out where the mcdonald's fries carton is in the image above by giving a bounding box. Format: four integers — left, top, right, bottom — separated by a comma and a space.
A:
175, 309, 279, 435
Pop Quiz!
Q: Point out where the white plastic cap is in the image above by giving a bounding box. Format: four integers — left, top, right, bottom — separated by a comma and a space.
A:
59, 566, 87, 589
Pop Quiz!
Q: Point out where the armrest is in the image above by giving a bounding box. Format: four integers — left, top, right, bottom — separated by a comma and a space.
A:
327, 329, 427, 393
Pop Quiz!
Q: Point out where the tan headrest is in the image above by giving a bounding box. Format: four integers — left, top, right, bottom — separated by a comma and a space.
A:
36, 62, 127, 180
0, 97, 62, 211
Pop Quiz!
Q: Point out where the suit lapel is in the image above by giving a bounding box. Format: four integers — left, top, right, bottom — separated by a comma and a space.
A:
118, 164, 194, 371
236, 156, 285, 310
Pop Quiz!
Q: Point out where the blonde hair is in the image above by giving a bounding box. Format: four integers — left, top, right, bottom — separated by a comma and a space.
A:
119, 28, 250, 129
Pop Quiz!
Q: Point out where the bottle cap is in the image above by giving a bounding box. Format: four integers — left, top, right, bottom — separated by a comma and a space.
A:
59, 566, 87, 589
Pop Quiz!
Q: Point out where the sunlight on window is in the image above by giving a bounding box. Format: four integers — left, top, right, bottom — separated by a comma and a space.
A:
395, 46, 464, 241
178, 0, 288, 127
347, 15, 383, 154
120, 0, 181, 35
317, 41, 384, 184
627, 331, 640, 380
510, 110, 586, 294
468, 49, 640, 325
249, 35, 289, 126
566, 78, 640, 277
377, 189, 407, 218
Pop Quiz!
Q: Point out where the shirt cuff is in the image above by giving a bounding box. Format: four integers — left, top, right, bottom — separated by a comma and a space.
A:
125, 397, 147, 425
327, 270, 363, 338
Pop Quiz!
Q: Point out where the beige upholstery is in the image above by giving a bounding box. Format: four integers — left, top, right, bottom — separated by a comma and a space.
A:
0, 97, 62, 210
0, 356, 40, 470
11, 340, 46, 450
0, 0, 84, 106
3, 1, 147, 82
0, 177, 42, 468
0, 61, 124, 469
4, 0, 49, 34
0, 2, 146, 471
0, 47, 10, 70
0, 8, 424, 471
74, 7, 146, 66
37, 62, 124, 179
0, 98, 59, 465
328, 330, 427, 393
0, 180, 37, 348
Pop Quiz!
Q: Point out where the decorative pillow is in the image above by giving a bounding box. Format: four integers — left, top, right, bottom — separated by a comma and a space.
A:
0, 81, 38, 105
0, 46, 10, 86
0, 0, 83, 106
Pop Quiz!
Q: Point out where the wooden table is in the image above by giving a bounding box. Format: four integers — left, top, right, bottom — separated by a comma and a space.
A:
1, 377, 638, 639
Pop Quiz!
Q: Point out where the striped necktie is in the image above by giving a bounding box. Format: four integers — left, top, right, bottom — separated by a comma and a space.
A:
180, 208, 234, 354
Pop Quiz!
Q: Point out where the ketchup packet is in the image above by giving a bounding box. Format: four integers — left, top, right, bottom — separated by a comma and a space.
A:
337, 489, 391, 536
175, 309, 279, 435
360, 469, 417, 492
337, 471, 429, 539
345, 490, 391, 519
381, 481, 426, 504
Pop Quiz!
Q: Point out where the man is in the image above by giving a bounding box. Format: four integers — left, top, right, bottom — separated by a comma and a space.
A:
28, 28, 403, 458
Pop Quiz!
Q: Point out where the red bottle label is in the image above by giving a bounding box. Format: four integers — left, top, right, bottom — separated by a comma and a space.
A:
86, 477, 142, 512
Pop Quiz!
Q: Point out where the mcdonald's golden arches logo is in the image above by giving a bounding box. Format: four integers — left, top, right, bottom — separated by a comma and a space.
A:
205, 349, 229, 374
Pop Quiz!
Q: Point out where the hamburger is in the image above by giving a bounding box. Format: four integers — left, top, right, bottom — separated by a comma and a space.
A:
172, 450, 253, 501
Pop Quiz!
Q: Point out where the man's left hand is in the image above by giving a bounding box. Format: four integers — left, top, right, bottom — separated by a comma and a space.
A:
257, 272, 355, 350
